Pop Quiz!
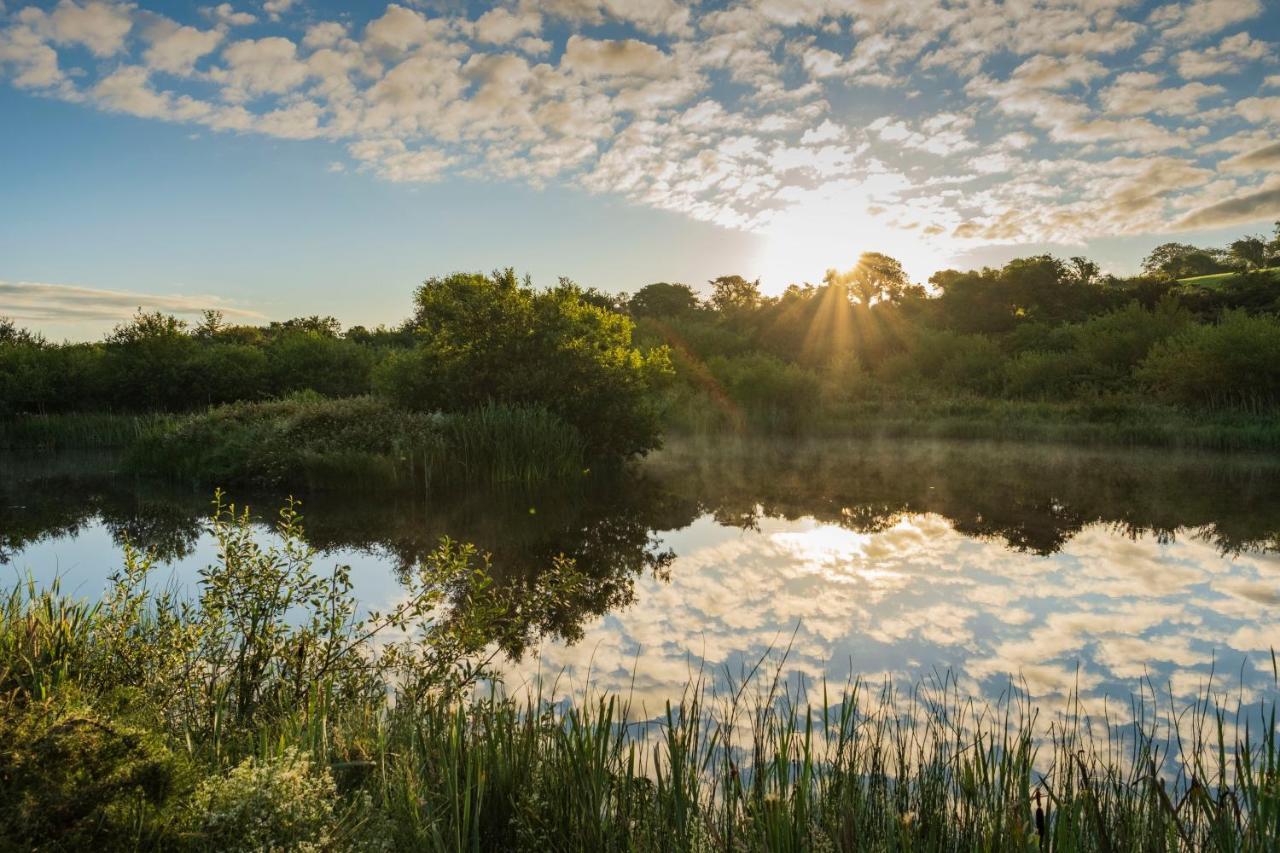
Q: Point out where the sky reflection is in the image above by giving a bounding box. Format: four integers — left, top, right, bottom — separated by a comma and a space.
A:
499, 511, 1278, 723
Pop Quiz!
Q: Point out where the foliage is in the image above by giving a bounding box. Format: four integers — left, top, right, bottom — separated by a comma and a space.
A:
708, 274, 763, 313
131, 394, 440, 489
706, 352, 822, 430
1139, 310, 1280, 412
1142, 242, 1231, 279
629, 281, 702, 317
188, 749, 370, 852
375, 269, 671, 459
5, 239, 1280, 454
0, 692, 185, 849
824, 251, 910, 305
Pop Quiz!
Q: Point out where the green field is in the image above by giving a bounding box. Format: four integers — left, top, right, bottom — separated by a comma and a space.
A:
1177, 267, 1280, 287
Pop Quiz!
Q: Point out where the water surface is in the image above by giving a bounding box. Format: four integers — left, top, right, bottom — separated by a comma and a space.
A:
4, 439, 1278, 720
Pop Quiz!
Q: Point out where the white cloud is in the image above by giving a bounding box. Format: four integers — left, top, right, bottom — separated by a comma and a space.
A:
1, 0, 1276, 271
0, 280, 262, 322
202, 3, 256, 28
42, 0, 134, 57
800, 119, 844, 145
1176, 32, 1271, 79
1150, 0, 1263, 41
1101, 72, 1223, 116
263, 0, 295, 22
348, 138, 453, 182
561, 35, 675, 79
473, 7, 541, 45
215, 36, 310, 100
1237, 97, 1280, 124
142, 17, 223, 75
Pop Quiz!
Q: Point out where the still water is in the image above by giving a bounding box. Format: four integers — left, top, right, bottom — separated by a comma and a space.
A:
4, 439, 1278, 719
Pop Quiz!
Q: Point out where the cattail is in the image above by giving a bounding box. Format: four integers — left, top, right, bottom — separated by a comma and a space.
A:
1035, 788, 1045, 845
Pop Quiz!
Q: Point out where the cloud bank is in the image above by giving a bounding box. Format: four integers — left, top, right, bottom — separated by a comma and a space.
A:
1, 0, 1278, 273
0, 280, 263, 323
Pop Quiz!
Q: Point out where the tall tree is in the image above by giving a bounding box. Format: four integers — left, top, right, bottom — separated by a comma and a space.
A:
1141, 243, 1227, 279
825, 252, 910, 305
708, 275, 762, 313
629, 282, 701, 317
1229, 236, 1268, 270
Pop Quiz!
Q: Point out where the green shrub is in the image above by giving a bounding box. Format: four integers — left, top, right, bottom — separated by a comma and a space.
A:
0, 693, 184, 849
706, 352, 822, 429
1004, 349, 1087, 399
375, 270, 671, 460
440, 402, 587, 484
266, 332, 375, 398
897, 329, 1007, 394
131, 394, 441, 488
1139, 310, 1280, 411
189, 749, 352, 852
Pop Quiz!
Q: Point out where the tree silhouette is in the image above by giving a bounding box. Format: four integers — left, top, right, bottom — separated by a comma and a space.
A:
824, 252, 910, 305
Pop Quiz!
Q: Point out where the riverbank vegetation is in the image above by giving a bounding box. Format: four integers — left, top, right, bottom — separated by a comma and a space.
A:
3, 496, 1276, 851
3, 225, 1280, 480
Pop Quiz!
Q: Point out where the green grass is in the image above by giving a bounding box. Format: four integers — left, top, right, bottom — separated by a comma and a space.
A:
0, 412, 174, 451
1177, 267, 1280, 287
126, 394, 589, 490
666, 394, 1280, 453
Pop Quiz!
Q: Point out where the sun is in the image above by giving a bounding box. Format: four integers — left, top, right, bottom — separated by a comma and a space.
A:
751, 194, 958, 294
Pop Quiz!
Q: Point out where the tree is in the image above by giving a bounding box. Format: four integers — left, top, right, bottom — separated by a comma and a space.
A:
1141, 243, 1227, 279
378, 269, 672, 459
824, 252, 910, 305
268, 316, 342, 338
0, 316, 43, 347
708, 275, 762, 313
1229, 236, 1268, 270
105, 311, 197, 411
1068, 257, 1100, 286
629, 282, 701, 317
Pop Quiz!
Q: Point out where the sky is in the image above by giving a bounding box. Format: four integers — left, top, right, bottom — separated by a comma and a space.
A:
1, 0, 1278, 340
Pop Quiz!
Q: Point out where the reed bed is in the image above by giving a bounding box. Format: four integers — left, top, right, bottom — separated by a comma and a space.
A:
125, 395, 588, 490
0, 412, 173, 451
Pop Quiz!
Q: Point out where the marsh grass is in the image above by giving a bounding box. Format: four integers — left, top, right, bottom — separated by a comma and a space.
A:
127, 395, 589, 490
667, 394, 1280, 453
435, 402, 589, 486
0, 412, 173, 451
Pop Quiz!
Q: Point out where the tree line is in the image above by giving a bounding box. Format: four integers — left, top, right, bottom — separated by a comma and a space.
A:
3, 223, 1280, 444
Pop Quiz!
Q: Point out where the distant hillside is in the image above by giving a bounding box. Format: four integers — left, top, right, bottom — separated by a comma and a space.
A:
1177, 267, 1280, 288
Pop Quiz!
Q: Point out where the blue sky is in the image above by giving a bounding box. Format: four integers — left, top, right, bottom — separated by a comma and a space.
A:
1, 0, 1278, 339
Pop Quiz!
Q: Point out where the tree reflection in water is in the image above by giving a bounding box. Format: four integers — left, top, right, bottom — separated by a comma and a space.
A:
4, 438, 1279, 655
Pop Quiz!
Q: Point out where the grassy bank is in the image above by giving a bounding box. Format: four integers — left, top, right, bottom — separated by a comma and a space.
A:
126, 395, 589, 490
0, 411, 174, 451
665, 395, 1280, 452
3, 497, 1278, 851
6, 394, 1280, 476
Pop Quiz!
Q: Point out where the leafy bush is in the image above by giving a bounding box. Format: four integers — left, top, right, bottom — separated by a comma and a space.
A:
1003, 350, 1086, 399
132, 395, 588, 488
895, 329, 1007, 394
375, 270, 671, 459
1064, 299, 1191, 389
266, 332, 375, 398
1139, 310, 1280, 411
0, 694, 184, 849
706, 352, 822, 429
131, 394, 441, 488
190, 749, 357, 852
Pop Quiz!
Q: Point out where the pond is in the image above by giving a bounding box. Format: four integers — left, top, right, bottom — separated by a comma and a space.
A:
3, 438, 1278, 721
